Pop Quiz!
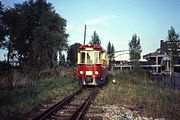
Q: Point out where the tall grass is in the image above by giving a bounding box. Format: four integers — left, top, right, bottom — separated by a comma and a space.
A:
0, 74, 78, 119
95, 70, 180, 119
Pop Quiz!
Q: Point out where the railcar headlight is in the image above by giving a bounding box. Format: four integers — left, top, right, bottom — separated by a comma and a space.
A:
80, 71, 83, 74
113, 79, 116, 83
95, 71, 99, 75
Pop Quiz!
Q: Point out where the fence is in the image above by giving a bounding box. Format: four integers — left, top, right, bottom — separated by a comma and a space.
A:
150, 72, 180, 90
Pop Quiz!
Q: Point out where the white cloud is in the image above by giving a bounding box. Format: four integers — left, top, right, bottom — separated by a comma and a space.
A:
66, 22, 85, 44
85, 18, 110, 28
66, 22, 83, 34
85, 15, 118, 28
66, 15, 119, 45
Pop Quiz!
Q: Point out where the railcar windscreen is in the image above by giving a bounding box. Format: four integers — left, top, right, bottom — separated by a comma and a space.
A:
94, 52, 99, 64
79, 51, 100, 64
87, 52, 93, 64
81, 52, 85, 63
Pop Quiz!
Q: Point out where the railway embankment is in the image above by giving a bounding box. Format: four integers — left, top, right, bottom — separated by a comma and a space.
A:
94, 70, 180, 120
1, 69, 180, 119
0, 69, 78, 119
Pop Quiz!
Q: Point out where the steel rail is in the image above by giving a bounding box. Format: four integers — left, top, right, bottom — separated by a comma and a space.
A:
69, 88, 97, 120
33, 88, 83, 120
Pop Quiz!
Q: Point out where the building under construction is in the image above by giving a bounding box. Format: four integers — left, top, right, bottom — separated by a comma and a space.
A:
143, 40, 180, 73
114, 40, 180, 73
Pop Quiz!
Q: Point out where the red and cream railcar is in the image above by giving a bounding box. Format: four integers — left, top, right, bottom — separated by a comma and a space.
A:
77, 44, 109, 86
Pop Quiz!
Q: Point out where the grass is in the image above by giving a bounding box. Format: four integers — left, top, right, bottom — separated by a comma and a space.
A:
0, 75, 79, 119
95, 70, 180, 119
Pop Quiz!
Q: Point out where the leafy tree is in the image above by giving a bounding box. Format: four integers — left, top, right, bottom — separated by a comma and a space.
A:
111, 44, 115, 59
1, 0, 68, 78
107, 41, 111, 54
107, 41, 115, 60
0, 2, 13, 63
61, 54, 65, 63
67, 43, 81, 66
129, 34, 142, 66
0, 1, 4, 44
59, 52, 65, 66
89, 31, 101, 45
167, 26, 179, 74
0, 1, 7, 49
168, 26, 179, 41
107, 41, 115, 70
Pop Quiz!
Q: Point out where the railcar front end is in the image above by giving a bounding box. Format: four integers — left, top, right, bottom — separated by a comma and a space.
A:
76, 45, 108, 86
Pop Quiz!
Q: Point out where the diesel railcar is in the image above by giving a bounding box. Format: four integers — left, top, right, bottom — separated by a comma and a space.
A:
76, 44, 109, 86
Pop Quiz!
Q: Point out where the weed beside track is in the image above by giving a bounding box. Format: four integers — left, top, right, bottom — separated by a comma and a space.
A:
95, 70, 180, 119
0, 76, 78, 119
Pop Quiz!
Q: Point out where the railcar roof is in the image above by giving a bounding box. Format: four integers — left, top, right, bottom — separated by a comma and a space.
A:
78, 44, 105, 51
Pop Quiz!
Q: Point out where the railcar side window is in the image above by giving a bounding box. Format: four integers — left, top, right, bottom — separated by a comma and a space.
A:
81, 52, 85, 63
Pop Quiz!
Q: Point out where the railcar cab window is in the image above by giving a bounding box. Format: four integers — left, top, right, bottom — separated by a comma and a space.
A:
87, 52, 93, 64
79, 51, 100, 64
94, 52, 99, 64
81, 52, 85, 63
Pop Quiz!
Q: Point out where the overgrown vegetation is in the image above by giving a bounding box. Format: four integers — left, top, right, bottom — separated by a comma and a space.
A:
95, 70, 180, 119
0, 69, 78, 119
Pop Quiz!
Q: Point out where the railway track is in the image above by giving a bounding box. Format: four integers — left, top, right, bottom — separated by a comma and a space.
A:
33, 87, 98, 120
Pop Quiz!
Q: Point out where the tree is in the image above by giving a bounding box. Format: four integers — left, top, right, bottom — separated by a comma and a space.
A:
168, 26, 179, 41
89, 31, 101, 45
0, 1, 4, 44
0, 1, 7, 49
107, 41, 115, 70
111, 44, 115, 59
107, 41, 115, 60
107, 41, 111, 55
0, 2, 13, 63
59, 52, 65, 66
67, 43, 81, 66
61, 54, 65, 63
167, 26, 179, 74
1, 0, 68, 78
129, 34, 142, 66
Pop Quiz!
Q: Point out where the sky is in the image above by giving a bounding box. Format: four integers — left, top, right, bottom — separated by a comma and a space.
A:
1, 0, 180, 60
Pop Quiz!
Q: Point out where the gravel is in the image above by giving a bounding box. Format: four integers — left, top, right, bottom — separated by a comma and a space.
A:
97, 105, 165, 120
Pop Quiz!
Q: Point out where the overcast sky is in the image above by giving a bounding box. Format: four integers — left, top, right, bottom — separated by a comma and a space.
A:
1, 0, 180, 60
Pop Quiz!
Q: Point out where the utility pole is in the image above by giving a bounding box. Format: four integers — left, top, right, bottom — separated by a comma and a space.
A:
84, 25, 87, 45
